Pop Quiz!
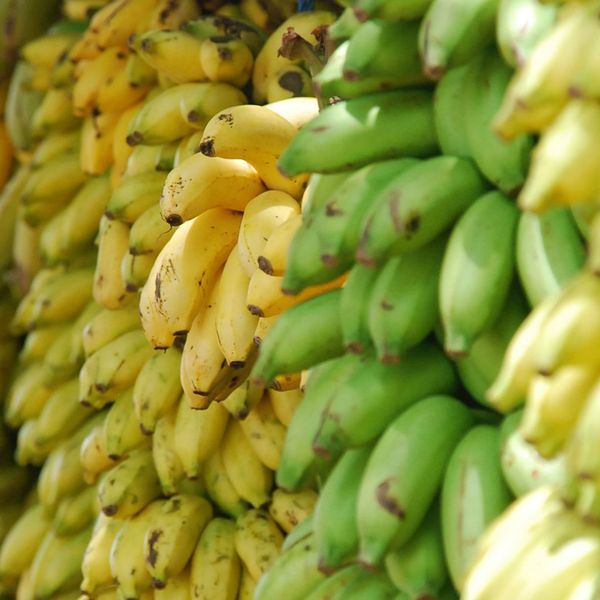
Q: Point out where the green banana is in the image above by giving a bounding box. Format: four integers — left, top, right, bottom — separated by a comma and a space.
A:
441, 425, 513, 592
249, 289, 345, 389
340, 262, 380, 354
462, 51, 533, 195
301, 172, 355, 222
432, 63, 471, 158
368, 233, 447, 362
276, 353, 363, 492
313, 444, 373, 573
439, 191, 519, 357
496, 0, 557, 68
384, 502, 448, 599
342, 19, 428, 86
418, 0, 499, 79
516, 207, 585, 307
305, 565, 365, 600
454, 282, 529, 406
356, 156, 487, 268
282, 158, 418, 294
312, 342, 458, 459
281, 512, 315, 553
353, 0, 434, 21
338, 570, 397, 599
253, 533, 326, 600
357, 395, 474, 567
328, 7, 361, 43
278, 89, 438, 176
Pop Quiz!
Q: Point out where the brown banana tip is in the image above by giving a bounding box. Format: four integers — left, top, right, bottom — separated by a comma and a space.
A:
107, 453, 120, 461
342, 69, 359, 81
247, 304, 264, 317
102, 504, 118, 517
444, 347, 467, 360
352, 7, 368, 22
230, 360, 245, 369
139, 424, 153, 436
257, 256, 273, 275
165, 213, 183, 226
380, 354, 401, 365
126, 131, 143, 146
356, 557, 378, 572
345, 341, 365, 354
103, 211, 115, 220
317, 560, 336, 576
128, 246, 140, 256
187, 110, 201, 122
198, 138, 215, 156
80, 399, 91, 408
355, 248, 377, 268
280, 286, 298, 296
125, 283, 139, 293
94, 383, 108, 393
424, 63, 445, 81
320, 254, 338, 268
152, 579, 166, 590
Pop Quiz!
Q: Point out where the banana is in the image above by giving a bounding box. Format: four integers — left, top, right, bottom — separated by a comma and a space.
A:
111, 101, 145, 187
81, 513, 125, 597
190, 517, 241, 600
34, 378, 93, 453
353, 0, 432, 20
155, 567, 191, 600
144, 494, 213, 589
198, 103, 308, 199
267, 387, 302, 427
179, 270, 227, 405
139, 207, 242, 349
31, 88, 80, 139
202, 447, 249, 518
276, 353, 363, 492
500, 411, 569, 497
342, 18, 427, 88
97, 447, 161, 519
278, 89, 438, 177
368, 233, 446, 362
441, 425, 512, 592
0, 504, 51, 587
102, 387, 147, 460
93, 215, 133, 311
129, 203, 176, 257
221, 419, 273, 508
519, 99, 600, 213
268, 488, 318, 533
130, 28, 206, 83
496, 0, 557, 67
301, 171, 355, 221
174, 395, 229, 479
79, 329, 154, 409
249, 289, 345, 389
235, 509, 284, 581
418, 0, 498, 79
144, 0, 201, 29
28, 526, 92, 599
253, 532, 326, 600
161, 152, 265, 226
264, 97, 319, 129
304, 565, 365, 600
439, 191, 519, 357
82, 303, 140, 358
313, 341, 457, 459
121, 249, 157, 291
256, 213, 301, 277
385, 502, 448, 599
127, 82, 246, 145
239, 394, 286, 471
328, 6, 360, 42
105, 171, 167, 223
152, 404, 185, 495
0, 166, 29, 274
355, 156, 487, 269
313, 444, 372, 573
357, 395, 474, 567
124, 141, 178, 178
53, 485, 98, 536
199, 36, 254, 87
281, 512, 315, 553
238, 190, 300, 276
454, 283, 529, 406
80, 417, 115, 485
4, 362, 54, 428
41, 173, 111, 265
132, 346, 182, 434
20, 325, 66, 367
109, 499, 166, 600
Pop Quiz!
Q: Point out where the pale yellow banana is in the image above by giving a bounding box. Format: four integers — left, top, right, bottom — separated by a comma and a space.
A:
152, 404, 185, 496
102, 387, 147, 460
267, 387, 302, 427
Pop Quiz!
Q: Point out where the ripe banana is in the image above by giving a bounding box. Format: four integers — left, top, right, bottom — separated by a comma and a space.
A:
129, 203, 176, 256
268, 488, 318, 534
105, 171, 166, 223
257, 212, 302, 276
81, 303, 140, 358
152, 404, 185, 496
102, 387, 147, 460
53, 484, 98, 536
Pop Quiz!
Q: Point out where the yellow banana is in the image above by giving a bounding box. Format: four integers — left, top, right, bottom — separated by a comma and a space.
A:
93, 215, 134, 310
199, 104, 308, 199
190, 517, 241, 600
53, 484, 98, 536
4, 362, 53, 427
133, 346, 182, 434
160, 152, 265, 226
130, 28, 207, 83
154, 566, 191, 600
202, 448, 249, 518
144, 494, 213, 588
0, 166, 28, 274
268, 488, 318, 534
124, 140, 178, 177
129, 203, 176, 256
221, 419, 273, 508
238, 190, 300, 276
139, 207, 242, 349
120, 249, 157, 292
109, 499, 166, 600
81, 512, 125, 597
80, 111, 120, 176
22, 32, 79, 70
143, 0, 200, 29
31, 88, 80, 139
102, 387, 148, 460
265, 64, 313, 103
105, 170, 166, 223
31, 130, 81, 166
199, 36, 254, 87
79, 329, 154, 409
0, 121, 12, 191
234, 508, 284, 581
16, 420, 50, 467
80, 419, 114, 485
97, 447, 161, 519
172, 129, 205, 167
95, 58, 150, 116
19, 324, 65, 366
81, 303, 140, 358
267, 387, 302, 427
11, 213, 43, 298
152, 404, 185, 495
239, 395, 287, 471
264, 96, 320, 130
174, 395, 229, 478
238, 565, 257, 600
216, 246, 259, 368
0, 504, 52, 587
111, 101, 144, 188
